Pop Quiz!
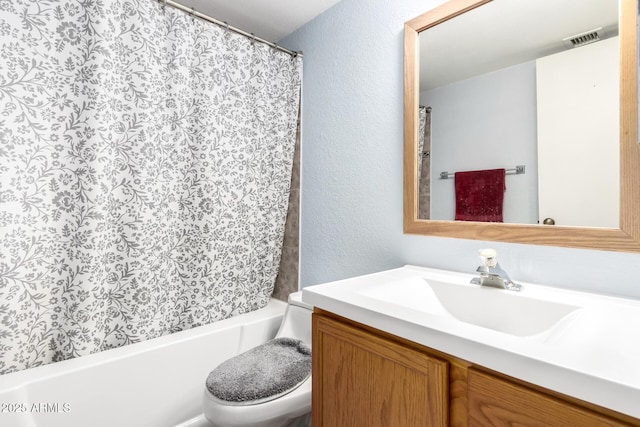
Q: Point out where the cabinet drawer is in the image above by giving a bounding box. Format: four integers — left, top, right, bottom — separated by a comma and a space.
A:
468, 368, 633, 427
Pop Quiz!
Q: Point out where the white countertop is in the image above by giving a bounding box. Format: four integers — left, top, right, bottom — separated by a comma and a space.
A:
302, 265, 640, 418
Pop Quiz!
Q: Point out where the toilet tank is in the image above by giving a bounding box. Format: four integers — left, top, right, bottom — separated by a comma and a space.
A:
275, 291, 313, 347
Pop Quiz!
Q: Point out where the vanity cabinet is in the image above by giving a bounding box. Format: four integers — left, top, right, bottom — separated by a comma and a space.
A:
312, 310, 640, 427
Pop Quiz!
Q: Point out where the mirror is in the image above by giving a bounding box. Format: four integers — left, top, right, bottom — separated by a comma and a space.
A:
404, 0, 640, 252
419, 0, 619, 227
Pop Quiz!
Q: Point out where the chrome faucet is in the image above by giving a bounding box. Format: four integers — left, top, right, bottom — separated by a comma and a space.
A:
470, 249, 522, 291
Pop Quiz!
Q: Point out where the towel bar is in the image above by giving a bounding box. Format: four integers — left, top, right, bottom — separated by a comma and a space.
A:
439, 165, 525, 180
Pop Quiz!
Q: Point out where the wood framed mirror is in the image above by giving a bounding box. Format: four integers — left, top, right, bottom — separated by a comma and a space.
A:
403, 0, 640, 252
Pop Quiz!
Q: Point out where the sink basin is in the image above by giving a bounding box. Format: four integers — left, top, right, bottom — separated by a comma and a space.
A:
359, 276, 581, 337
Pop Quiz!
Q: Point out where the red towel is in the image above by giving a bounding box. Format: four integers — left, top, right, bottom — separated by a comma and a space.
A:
454, 169, 505, 222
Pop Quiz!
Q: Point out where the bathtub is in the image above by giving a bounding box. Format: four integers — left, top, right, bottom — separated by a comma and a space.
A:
0, 299, 287, 427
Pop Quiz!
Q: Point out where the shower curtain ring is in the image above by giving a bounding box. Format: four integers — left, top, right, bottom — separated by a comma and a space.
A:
162, 0, 167, 11
250, 33, 256, 45
190, 7, 195, 20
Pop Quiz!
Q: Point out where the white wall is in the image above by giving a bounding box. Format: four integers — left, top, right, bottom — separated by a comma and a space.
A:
420, 61, 538, 223
537, 37, 619, 228
279, 0, 640, 299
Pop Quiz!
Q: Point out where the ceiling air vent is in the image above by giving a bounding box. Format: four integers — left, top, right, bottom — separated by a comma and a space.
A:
563, 27, 602, 48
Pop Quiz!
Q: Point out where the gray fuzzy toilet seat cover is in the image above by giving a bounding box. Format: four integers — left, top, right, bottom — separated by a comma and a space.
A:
206, 337, 311, 405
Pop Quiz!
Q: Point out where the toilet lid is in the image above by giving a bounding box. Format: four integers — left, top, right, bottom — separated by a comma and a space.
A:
205, 337, 311, 406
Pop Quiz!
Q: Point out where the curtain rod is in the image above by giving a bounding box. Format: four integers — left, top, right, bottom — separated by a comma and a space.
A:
155, 0, 302, 58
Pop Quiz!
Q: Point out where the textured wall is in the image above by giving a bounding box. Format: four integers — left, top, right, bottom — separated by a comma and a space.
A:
280, 0, 640, 299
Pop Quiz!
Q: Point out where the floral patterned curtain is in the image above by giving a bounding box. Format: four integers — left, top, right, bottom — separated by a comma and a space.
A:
418, 106, 431, 219
0, 0, 301, 374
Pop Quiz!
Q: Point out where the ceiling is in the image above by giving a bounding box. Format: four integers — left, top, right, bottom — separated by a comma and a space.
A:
168, 0, 342, 41
419, 0, 619, 91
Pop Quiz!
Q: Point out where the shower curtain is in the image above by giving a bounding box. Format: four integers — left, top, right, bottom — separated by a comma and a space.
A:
0, 0, 301, 374
418, 106, 431, 219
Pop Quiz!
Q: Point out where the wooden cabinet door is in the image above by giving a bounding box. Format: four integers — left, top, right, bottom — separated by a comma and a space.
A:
312, 313, 448, 427
468, 368, 633, 427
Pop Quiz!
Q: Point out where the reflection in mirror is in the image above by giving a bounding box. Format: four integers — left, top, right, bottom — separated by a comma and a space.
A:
403, 0, 640, 252
417, 105, 431, 219
416, 0, 619, 228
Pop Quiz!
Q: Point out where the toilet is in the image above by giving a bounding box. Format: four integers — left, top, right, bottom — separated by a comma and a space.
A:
203, 292, 313, 427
